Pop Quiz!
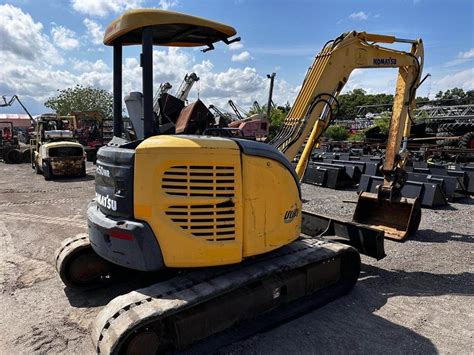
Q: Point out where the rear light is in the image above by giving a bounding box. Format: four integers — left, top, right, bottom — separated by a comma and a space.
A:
109, 230, 134, 241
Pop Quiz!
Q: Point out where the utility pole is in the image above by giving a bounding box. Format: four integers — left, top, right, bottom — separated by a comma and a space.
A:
266, 73, 276, 119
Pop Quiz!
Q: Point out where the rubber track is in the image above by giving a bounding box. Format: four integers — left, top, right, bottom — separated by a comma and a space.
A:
91, 239, 354, 354
54, 234, 90, 274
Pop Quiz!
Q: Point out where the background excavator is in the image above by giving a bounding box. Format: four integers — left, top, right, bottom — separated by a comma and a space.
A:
55, 8, 422, 354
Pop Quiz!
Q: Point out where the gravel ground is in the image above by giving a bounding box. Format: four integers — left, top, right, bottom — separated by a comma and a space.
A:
0, 162, 472, 354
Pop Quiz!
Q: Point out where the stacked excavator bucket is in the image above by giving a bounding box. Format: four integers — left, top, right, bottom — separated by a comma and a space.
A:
358, 164, 470, 208
302, 156, 381, 189
303, 162, 359, 188
358, 175, 448, 208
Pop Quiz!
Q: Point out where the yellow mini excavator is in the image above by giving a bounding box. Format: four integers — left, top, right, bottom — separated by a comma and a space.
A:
55, 9, 423, 354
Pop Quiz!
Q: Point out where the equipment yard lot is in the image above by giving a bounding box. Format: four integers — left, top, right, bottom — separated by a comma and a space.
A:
0, 162, 472, 354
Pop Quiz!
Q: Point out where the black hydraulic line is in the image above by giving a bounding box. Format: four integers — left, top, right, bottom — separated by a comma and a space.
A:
417, 73, 431, 90
113, 41, 122, 137
272, 93, 339, 152
406, 52, 421, 123
269, 39, 337, 148
286, 96, 336, 151
142, 26, 155, 138
294, 98, 336, 174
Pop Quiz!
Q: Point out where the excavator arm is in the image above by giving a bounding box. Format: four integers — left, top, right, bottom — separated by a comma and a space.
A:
270, 31, 424, 182
270, 31, 424, 240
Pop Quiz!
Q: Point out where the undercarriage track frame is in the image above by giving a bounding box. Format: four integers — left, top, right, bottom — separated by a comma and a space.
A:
91, 239, 360, 354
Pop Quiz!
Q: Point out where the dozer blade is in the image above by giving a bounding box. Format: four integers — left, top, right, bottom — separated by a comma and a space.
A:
352, 192, 421, 241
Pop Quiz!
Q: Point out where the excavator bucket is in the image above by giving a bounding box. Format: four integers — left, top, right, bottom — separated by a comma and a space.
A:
352, 192, 421, 241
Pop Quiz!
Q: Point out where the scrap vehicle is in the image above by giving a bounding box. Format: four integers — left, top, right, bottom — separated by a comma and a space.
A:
72, 111, 109, 162
0, 121, 23, 163
227, 99, 269, 140
55, 9, 423, 354
206, 101, 269, 140
0, 95, 35, 163
125, 72, 203, 138
30, 114, 86, 180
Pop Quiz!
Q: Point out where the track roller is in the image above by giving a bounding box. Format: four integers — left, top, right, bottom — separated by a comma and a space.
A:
55, 234, 121, 289
91, 239, 360, 354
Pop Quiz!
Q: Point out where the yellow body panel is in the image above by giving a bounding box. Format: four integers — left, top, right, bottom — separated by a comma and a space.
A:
134, 136, 243, 267
133, 135, 301, 267
241, 155, 301, 257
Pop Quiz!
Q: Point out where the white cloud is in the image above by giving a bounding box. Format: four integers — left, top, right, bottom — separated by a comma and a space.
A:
0, 7, 299, 115
228, 41, 243, 51
458, 48, 474, 59
51, 25, 79, 50
349, 11, 368, 20
158, 0, 178, 10
72, 59, 109, 72
341, 68, 399, 95
231, 51, 251, 62
71, 0, 143, 17
434, 68, 474, 92
445, 48, 474, 67
0, 4, 62, 65
83, 18, 104, 45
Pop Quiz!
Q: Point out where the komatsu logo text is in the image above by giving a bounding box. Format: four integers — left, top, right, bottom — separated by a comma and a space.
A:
284, 205, 299, 224
96, 192, 117, 211
373, 58, 397, 65
96, 165, 111, 177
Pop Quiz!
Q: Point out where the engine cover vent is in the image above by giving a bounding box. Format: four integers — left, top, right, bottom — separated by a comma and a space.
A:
162, 165, 236, 241
162, 165, 235, 197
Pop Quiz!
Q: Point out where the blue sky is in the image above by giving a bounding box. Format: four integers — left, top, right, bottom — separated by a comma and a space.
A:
1, 0, 473, 115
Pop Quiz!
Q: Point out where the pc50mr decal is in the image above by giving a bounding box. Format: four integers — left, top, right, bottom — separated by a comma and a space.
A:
96, 192, 117, 211
96, 165, 111, 177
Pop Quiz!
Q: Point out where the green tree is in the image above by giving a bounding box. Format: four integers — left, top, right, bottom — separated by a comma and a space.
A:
434, 88, 474, 105
248, 104, 288, 140
45, 85, 113, 120
348, 131, 365, 141
373, 111, 391, 135
324, 124, 349, 141
336, 89, 394, 120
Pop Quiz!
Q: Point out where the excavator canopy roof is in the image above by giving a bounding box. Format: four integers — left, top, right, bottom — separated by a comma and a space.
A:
103, 9, 237, 46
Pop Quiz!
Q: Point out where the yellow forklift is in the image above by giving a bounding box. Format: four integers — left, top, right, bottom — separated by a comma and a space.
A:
31, 114, 86, 180
55, 9, 424, 354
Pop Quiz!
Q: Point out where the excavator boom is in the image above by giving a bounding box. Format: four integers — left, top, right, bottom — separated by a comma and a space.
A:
270, 31, 424, 240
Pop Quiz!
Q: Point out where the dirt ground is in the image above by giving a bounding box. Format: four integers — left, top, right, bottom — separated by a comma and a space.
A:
0, 162, 472, 354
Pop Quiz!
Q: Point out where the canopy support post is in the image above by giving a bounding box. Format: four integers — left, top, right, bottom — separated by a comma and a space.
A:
113, 41, 122, 138
142, 26, 155, 138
